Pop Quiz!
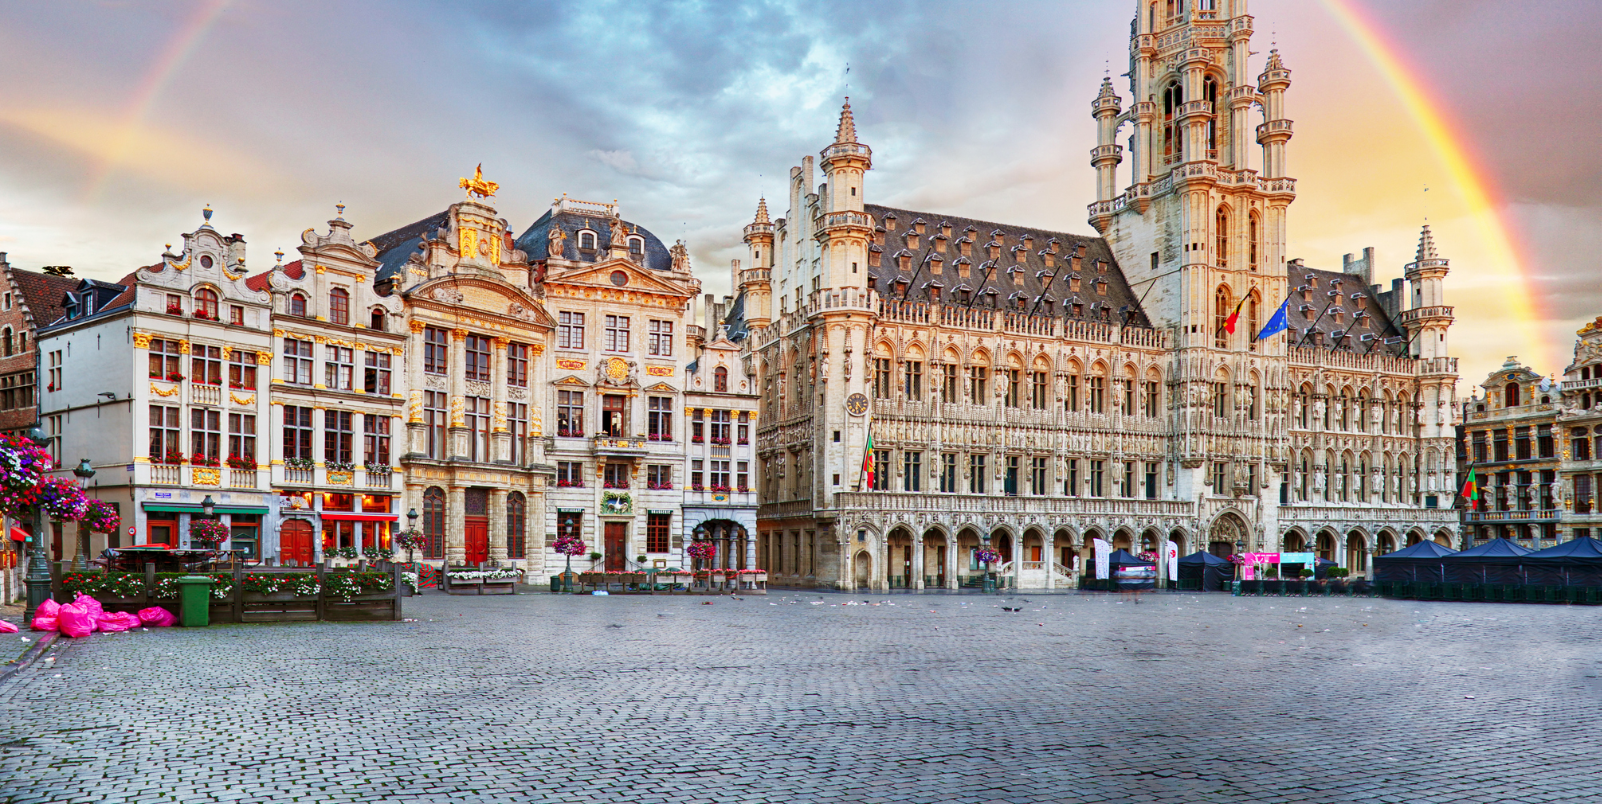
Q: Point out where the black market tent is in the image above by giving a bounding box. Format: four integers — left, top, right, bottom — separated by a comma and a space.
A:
1177, 550, 1233, 591
1442, 538, 1531, 584
1518, 537, 1602, 587
1372, 539, 1458, 583
1314, 557, 1340, 580
1106, 549, 1157, 590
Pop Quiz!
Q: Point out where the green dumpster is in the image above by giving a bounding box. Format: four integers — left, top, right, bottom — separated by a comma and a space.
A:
177, 575, 213, 627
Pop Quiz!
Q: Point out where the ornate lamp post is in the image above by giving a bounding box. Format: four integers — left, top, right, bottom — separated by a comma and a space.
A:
405, 508, 420, 564
22, 427, 52, 621
1234, 537, 1246, 583
70, 458, 95, 571
981, 531, 995, 594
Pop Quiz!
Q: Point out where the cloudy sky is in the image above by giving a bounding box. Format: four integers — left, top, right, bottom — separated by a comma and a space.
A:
0, 0, 1596, 384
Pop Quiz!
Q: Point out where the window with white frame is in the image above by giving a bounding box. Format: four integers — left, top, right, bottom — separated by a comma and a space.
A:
604, 315, 630, 352
648, 320, 673, 356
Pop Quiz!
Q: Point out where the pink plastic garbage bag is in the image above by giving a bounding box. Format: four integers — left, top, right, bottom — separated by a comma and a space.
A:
74, 594, 104, 624
0, 620, 17, 634
28, 617, 55, 632
36, 599, 59, 619
137, 606, 176, 627
57, 602, 93, 638
96, 611, 140, 632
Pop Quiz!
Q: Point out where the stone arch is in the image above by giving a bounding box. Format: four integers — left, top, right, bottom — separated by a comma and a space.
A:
1140, 527, 1163, 554
1206, 509, 1251, 555
1374, 528, 1400, 556
852, 549, 873, 590
1167, 527, 1189, 558
1432, 528, 1454, 548
1344, 527, 1370, 573
1281, 527, 1310, 553
942, 345, 961, 363
1020, 525, 1046, 565
969, 346, 991, 366
904, 341, 926, 362
1405, 528, 1425, 546
1315, 528, 1338, 561
886, 525, 917, 588
1054, 526, 1078, 570
1111, 527, 1135, 551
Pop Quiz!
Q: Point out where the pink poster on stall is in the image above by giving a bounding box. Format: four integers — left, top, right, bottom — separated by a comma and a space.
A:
1241, 552, 1280, 580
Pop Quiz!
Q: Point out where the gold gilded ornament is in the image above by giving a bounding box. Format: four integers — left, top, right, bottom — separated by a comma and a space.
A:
459, 164, 499, 199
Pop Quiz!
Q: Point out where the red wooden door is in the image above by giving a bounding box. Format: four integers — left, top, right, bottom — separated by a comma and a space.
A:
280, 520, 313, 566
604, 522, 626, 571
465, 518, 489, 565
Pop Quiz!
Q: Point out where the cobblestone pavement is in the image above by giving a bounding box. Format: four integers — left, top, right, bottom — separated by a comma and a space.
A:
0, 591, 1597, 803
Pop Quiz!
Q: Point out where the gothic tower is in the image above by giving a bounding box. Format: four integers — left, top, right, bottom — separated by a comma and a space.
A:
1402, 224, 1453, 361
740, 197, 775, 334
1089, 0, 1296, 546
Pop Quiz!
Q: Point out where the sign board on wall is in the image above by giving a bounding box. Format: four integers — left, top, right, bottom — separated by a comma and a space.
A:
1093, 538, 1110, 580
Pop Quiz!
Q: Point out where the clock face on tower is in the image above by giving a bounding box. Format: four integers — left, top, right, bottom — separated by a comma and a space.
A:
844, 393, 869, 416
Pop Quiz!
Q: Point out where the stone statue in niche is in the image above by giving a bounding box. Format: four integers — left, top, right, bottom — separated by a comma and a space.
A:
547, 226, 566, 260
609, 216, 629, 248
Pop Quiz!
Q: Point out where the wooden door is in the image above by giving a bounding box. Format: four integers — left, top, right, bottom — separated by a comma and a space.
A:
280, 520, 314, 567
604, 522, 626, 571
465, 518, 489, 565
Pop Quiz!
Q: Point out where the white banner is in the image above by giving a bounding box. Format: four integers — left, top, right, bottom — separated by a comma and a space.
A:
1093, 538, 1110, 580
1165, 542, 1179, 583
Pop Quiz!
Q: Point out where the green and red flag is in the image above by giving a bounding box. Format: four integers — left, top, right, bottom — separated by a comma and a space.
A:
1461, 467, 1478, 509
861, 427, 875, 491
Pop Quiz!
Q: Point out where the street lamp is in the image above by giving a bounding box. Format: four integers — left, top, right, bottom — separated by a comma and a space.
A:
1234, 537, 1246, 584
70, 458, 95, 571
405, 508, 420, 565
201, 495, 215, 519
21, 427, 51, 621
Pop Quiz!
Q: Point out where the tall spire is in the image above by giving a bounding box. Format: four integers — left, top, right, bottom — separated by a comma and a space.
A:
1263, 48, 1286, 74
834, 97, 857, 144
1415, 224, 1438, 261
1095, 75, 1117, 101
753, 196, 770, 225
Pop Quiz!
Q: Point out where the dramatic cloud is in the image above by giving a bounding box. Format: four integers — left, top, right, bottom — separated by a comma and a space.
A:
0, 0, 1595, 382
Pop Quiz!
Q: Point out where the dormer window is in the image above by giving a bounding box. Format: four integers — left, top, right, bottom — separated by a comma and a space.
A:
895, 279, 909, 295
1301, 286, 1312, 303
1020, 234, 1033, 250
986, 241, 1001, 260
329, 287, 350, 326
289, 293, 307, 317
958, 238, 972, 258
1048, 238, 1060, 254
1332, 308, 1344, 325
940, 222, 952, 238
955, 257, 971, 279
957, 289, 971, 305
929, 285, 941, 302
934, 234, 947, 254
873, 227, 885, 247
628, 236, 645, 260
1072, 303, 1083, 316
883, 213, 898, 230
1070, 276, 1082, 293
229, 305, 244, 326
897, 252, 912, 272
578, 230, 597, 250
868, 246, 882, 268
1042, 253, 1054, 268
1096, 278, 1108, 295
913, 218, 926, 235
1041, 300, 1054, 315
370, 308, 387, 331
906, 231, 920, 250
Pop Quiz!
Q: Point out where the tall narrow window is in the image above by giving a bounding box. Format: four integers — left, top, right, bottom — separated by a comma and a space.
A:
289, 293, 307, 317
714, 366, 729, 393
903, 361, 923, 401
283, 406, 313, 462
1031, 371, 1048, 409
323, 411, 353, 465
968, 366, 988, 403
328, 287, 349, 325
873, 358, 892, 398
363, 351, 391, 395
149, 338, 182, 380
196, 288, 219, 320
228, 351, 257, 390
1004, 369, 1021, 408
1088, 375, 1105, 414
940, 453, 957, 493
423, 327, 449, 375
941, 363, 958, 403
604, 315, 630, 352
903, 451, 922, 492
363, 415, 390, 467
506, 492, 526, 559
191, 408, 221, 463
1248, 213, 1260, 271
227, 413, 256, 465
647, 396, 673, 440
969, 454, 986, 494
1247, 294, 1260, 352
1214, 286, 1231, 348
423, 487, 446, 559
558, 312, 585, 349
149, 405, 180, 463
648, 320, 673, 356
558, 390, 584, 436
508, 402, 528, 465
1203, 75, 1219, 156
1161, 83, 1182, 164
191, 345, 222, 385
324, 345, 353, 391
466, 397, 491, 461
507, 343, 528, 387
424, 391, 447, 459
464, 335, 491, 382
1215, 206, 1228, 268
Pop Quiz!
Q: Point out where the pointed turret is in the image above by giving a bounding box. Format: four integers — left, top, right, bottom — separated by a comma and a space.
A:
741, 196, 776, 333
1089, 76, 1125, 230
1257, 49, 1294, 179
834, 97, 858, 143
1415, 224, 1439, 261
753, 197, 771, 226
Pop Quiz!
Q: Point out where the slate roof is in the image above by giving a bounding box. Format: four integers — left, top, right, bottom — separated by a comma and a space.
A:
865, 204, 1152, 329
1284, 265, 1407, 354
10, 269, 81, 329
370, 211, 450, 283
514, 209, 672, 272
722, 289, 749, 342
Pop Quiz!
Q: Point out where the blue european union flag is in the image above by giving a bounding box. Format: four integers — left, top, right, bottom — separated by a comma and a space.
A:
1255, 300, 1289, 341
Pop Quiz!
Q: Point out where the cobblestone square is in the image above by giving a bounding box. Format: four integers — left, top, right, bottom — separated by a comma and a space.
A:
0, 591, 1597, 803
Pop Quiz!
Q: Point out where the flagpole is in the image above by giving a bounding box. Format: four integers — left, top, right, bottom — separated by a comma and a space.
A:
1251, 290, 1295, 345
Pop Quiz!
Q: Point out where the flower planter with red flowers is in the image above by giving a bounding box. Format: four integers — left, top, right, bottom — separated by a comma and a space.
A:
165, 372, 185, 382
691, 437, 704, 444
166, 305, 184, 316
225, 455, 255, 470
191, 454, 221, 468
646, 481, 674, 490
556, 479, 584, 488
602, 480, 629, 490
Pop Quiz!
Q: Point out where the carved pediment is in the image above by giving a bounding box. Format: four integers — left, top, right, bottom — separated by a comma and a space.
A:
547, 258, 697, 299
554, 375, 590, 387
644, 382, 677, 393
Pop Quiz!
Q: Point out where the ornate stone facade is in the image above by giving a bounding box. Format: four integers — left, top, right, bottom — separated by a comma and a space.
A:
741, 2, 1459, 591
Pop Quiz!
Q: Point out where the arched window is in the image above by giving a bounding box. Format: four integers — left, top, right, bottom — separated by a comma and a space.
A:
714, 366, 729, 393
1339, 389, 1351, 430
1504, 382, 1520, 408
506, 491, 526, 559
628, 236, 645, 261
578, 230, 597, 250
370, 308, 386, 331
1161, 83, 1183, 164
329, 287, 350, 326
1, 328, 12, 357
1203, 75, 1219, 156
1214, 286, 1231, 348
287, 293, 306, 317
1297, 385, 1310, 429
1215, 207, 1228, 268
196, 288, 219, 320
422, 487, 446, 560
1248, 213, 1260, 271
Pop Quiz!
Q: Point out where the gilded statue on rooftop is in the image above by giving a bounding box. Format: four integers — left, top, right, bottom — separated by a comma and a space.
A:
459, 164, 499, 200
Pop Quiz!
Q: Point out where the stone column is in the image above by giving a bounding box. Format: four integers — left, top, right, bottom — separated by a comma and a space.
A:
1044, 530, 1056, 590
744, 526, 756, 571
912, 532, 924, 590
488, 489, 507, 563
491, 338, 510, 462
446, 485, 466, 565
449, 329, 468, 459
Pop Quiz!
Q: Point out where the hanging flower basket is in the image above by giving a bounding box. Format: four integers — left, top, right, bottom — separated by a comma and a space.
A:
553, 535, 587, 557
82, 500, 121, 533
975, 547, 1001, 565
685, 541, 716, 560
38, 477, 89, 521
189, 518, 229, 546
0, 434, 51, 516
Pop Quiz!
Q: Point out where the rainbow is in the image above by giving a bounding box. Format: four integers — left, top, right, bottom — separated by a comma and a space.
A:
1317, 0, 1553, 372
81, 0, 232, 203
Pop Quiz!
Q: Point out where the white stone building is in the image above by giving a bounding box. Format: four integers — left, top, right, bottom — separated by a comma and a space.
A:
38, 208, 277, 556
741, 1, 1460, 591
